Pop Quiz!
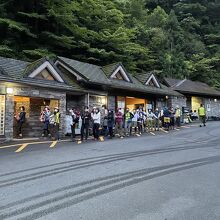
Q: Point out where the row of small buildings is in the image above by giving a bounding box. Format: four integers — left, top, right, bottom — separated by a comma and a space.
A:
0, 56, 220, 139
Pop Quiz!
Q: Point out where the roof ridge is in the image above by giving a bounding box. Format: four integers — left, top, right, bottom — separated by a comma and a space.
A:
174, 78, 187, 87
58, 56, 101, 68
103, 62, 121, 68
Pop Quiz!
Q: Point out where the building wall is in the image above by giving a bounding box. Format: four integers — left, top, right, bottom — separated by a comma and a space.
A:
204, 98, 220, 117
4, 85, 66, 140
169, 96, 187, 108
88, 94, 107, 109
66, 94, 87, 111
5, 94, 14, 139
108, 96, 116, 111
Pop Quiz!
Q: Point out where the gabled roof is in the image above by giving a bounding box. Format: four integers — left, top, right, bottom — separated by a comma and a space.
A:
164, 77, 220, 97
164, 78, 183, 87
0, 56, 29, 79
56, 56, 182, 97
0, 56, 82, 92
57, 56, 111, 84
135, 72, 152, 84
102, 63, 132, 82
23, 57, 65, 83
102, 63, 119, 77
135, 71, 161, 88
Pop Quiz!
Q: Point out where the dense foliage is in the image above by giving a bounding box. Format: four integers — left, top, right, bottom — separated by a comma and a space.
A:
0, 0, 219, 86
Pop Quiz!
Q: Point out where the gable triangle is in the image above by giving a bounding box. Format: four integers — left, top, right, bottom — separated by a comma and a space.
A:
28, 61, 64, 83
145, 74, 160, 88
110, 65, 131, 82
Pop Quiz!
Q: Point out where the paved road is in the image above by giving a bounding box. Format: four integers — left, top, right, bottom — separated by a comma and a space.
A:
0, 122, 220, 220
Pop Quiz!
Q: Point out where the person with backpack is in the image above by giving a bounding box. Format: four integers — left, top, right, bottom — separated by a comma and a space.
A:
137, 109, 145, 135
154, 108, 160, 131
163, 107, 170, 131
15, 106, 26, 138
131, 109, 138, 135
169, 107, 175, 130
124, 108, 134, 136
53, 107, 61, 140
91, 107, 101, 140
81, 106, 91, 141
69, 109, 80, 142
175, 105, 181, 128
101, 105, 108, 136
107, 110, 115, 139
147, 109, 157, 132
40, 106, 51, 137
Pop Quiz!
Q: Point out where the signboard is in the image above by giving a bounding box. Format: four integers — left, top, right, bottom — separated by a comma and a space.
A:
147, 104, 152, 110
0, 95, 5, 135
0, 86, 6, 94
207, 104, 211, 112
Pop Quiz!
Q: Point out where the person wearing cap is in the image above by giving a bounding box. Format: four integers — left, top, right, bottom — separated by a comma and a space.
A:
175, 105, 181, 128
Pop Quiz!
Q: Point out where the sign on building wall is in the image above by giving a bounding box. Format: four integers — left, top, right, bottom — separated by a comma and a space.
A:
207, 104, 211, 112
0, 95, 5, 135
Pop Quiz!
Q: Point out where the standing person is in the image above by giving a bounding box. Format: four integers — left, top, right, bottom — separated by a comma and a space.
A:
91, 107, 101, 140
169, 107, 175, 130
198, 104, 206, 127
81, 107, 91, 141
53, 107, 60, 140
163, 107, 170, 131
101, 105, 108, 136
175, 105, 181, 128
191, 110, 198, 121
69, 109, 78, 142
137, 109, 144, 135
124, 108, 133, 136
15, 106, 26, 138
131, 109, 138, 135
107, 110, 115, 138
40, 106, 51, 137
154, 108, 160, 131
115, 108, 124, 138
147, 109, 156, 132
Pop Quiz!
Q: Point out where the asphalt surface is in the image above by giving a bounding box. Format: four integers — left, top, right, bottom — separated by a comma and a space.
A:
0, 122, 220, 220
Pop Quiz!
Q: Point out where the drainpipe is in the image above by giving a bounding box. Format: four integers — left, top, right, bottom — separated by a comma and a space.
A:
87, 93, 90, 107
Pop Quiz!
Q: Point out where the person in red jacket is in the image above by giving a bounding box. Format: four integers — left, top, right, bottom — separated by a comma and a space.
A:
115, 108, 124, 138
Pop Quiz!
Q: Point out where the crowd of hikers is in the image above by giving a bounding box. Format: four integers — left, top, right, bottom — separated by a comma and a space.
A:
15, 104, 206, 140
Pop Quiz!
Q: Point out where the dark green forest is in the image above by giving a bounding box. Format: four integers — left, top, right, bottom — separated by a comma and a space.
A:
0, 0, 219, 86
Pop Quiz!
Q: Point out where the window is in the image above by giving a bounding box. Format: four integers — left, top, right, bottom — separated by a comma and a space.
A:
114, 71, 125, 80
0, 95, 5, 135
35, 69, 55, 81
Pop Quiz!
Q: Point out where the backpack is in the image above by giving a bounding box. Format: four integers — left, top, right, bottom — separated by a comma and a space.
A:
49, 114, 55, 125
